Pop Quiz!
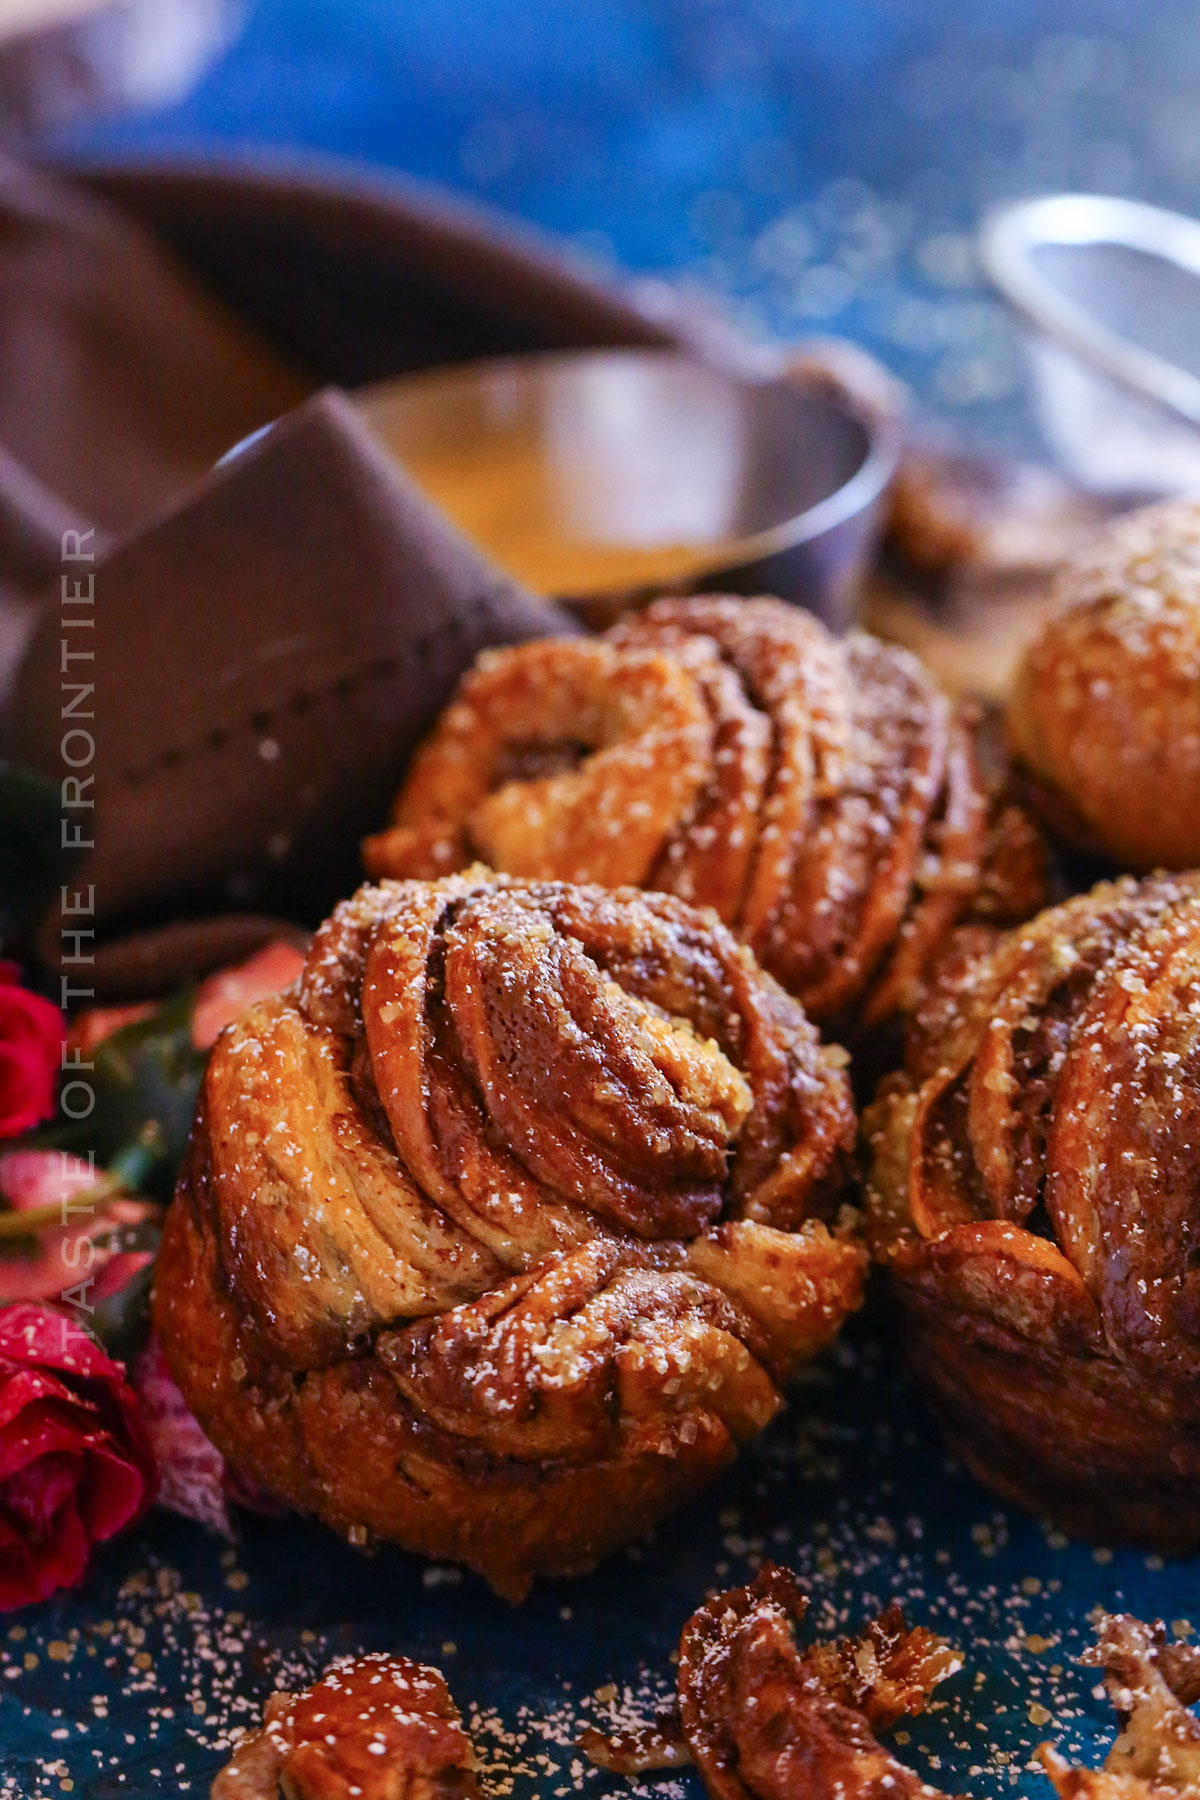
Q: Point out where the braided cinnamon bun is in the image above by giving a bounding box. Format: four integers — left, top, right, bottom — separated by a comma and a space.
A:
1009, 498, 1200, 870
365, 598, 1045, 1035
581, 1564, 960, 1800
866, 872, 1200, 1552
154, 872, 862, 1597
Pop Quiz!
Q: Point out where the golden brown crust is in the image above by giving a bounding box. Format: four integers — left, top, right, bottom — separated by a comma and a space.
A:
363, 639, 714, 888
582, 1565, 960, 1800
210, 1654, 477, 1800
367, 598, 1045, 1036
583, 1578, 1200, 1800
1041, 1615, 1200, 1800
886, 446, 1101, 581
1009, 498, 1200, 870
677, 1566, 959, 1800
866, 872, 1200, 1553
155, 873, 864, 1597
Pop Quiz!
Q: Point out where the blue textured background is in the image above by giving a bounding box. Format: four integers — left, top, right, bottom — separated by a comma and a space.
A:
3, 1318, 1199, 1798
8, 6, 1200, 1795
44, 0, 1200, 449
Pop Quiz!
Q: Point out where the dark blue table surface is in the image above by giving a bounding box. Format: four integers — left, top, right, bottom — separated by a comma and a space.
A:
44, 0, 1200, 452
12, 7, 1200, 1795
4, 1317, 1199, 1800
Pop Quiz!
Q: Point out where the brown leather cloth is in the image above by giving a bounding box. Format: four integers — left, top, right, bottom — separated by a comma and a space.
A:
0, 152, 657, 975
79, 157, 694, 390
0, 154, 881, 984
3, 388, 572, 943
0, 151, 682, 696
0, 154, 304, 592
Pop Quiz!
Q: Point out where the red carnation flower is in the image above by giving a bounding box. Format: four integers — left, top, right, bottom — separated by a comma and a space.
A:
0, 1303, 156, 1610
0, 965, 64, 1139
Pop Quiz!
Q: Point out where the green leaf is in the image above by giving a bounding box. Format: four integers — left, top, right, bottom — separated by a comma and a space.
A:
49, 991, 204, 1200
0, 760, 73, 948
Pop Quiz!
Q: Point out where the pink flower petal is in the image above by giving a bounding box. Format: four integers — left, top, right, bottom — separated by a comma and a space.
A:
67, 1003, 155, 1059
0, 1200, 156, 1310
0, 1150, 101, 1213
132, 1336, 234, 1537
90, 1251, 155, 1306
191, 940, 306, 1050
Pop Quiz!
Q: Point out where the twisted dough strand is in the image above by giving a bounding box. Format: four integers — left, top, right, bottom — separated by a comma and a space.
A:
156, 872, 863, 1596
367, 599, 1042, 1034
867, 871, 1200, 1552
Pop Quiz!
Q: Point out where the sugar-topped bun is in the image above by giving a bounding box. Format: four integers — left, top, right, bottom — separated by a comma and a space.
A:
1009, 498, 1200, 870
368, 597, 1047, 1038
155, 871, 863, 1597
867, 871, 1200, 1553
